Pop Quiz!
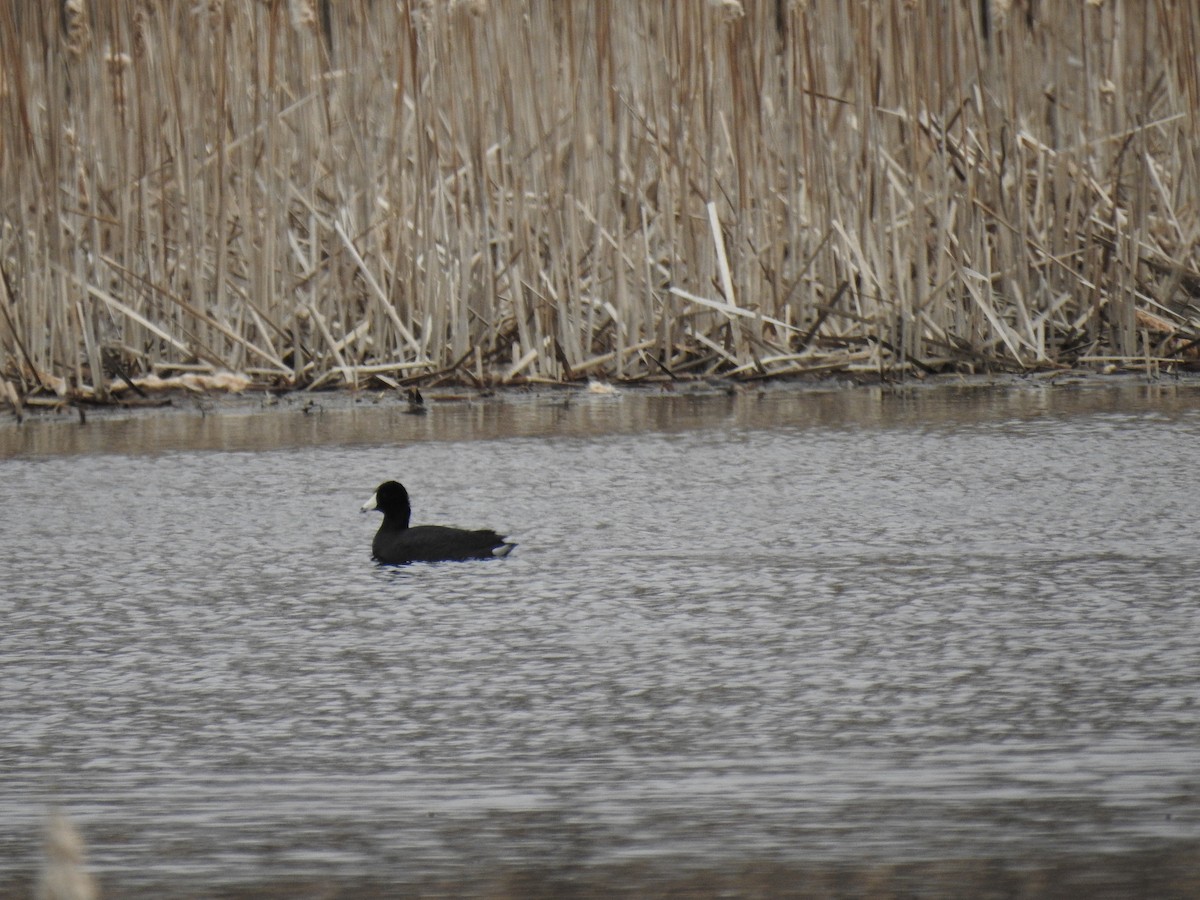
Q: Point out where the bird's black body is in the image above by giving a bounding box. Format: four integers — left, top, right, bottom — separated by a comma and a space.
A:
361, 480, 515, 564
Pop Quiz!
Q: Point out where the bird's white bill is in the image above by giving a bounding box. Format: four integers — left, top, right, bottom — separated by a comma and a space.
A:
360, 492, 378, 513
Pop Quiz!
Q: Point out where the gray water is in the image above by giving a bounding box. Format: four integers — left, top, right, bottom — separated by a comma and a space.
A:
2, 383, 1200, 895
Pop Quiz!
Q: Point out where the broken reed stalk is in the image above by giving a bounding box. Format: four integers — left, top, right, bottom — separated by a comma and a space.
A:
2, 1, 1200, 406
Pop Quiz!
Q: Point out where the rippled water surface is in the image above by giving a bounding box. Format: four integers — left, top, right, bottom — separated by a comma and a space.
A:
2, 382, 1200, 895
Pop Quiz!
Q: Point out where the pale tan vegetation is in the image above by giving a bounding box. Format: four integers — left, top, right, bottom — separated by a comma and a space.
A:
36, 811, 99, 900
2, 1, 1199, 409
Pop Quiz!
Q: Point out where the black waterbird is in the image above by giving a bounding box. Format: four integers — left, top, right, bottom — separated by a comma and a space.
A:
360, 480, 516, 564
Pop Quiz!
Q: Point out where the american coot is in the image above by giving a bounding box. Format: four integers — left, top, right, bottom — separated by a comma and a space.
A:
360, 480, 516, 564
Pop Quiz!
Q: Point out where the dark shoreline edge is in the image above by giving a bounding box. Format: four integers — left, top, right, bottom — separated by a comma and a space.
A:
6, 368, 1200, 431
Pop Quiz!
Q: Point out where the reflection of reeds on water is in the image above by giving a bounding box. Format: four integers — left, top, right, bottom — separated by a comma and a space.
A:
2, 2, 1199, 408
36, 812, 99, 900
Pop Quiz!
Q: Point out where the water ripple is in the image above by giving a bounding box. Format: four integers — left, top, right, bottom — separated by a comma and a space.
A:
2, 392, 1200, 890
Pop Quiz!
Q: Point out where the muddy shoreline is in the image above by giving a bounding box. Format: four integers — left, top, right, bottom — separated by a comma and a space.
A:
5, 369, 1200, 429
4, 370, 1200, 461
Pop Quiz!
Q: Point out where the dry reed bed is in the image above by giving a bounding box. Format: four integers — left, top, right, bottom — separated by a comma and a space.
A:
2, 1, 1200, 410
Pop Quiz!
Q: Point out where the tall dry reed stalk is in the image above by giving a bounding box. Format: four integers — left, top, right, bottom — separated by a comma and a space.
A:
2, 1, 1199, 404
